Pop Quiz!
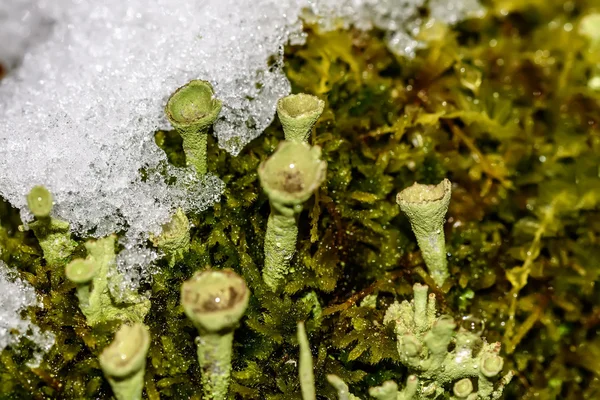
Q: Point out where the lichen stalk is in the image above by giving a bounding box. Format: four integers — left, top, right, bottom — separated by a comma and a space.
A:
195, 332, 234, 400
183, 132, 209, 175
263, 204, 299, 290
297, 321, 315, 400
326, 375, 361, 400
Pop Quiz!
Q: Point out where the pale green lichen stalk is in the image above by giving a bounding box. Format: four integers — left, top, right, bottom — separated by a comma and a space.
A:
150, 208, 190, 267
65, 235, 150, 326
258, 141, 327, 290
297, 321, 315, 400
396, 179, 451, 287
26, 186, 76, 269
277, 93, 325, 142
181, 269, 250, 400
165, 79, 222, 175
99, 323, 150, 400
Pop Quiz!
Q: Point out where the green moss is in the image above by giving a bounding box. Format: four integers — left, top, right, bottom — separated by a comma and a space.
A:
2, 1, 600, 398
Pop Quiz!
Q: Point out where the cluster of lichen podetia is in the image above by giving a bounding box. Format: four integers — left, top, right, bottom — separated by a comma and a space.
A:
23, 79, 511, 399
324, 284, 514, 399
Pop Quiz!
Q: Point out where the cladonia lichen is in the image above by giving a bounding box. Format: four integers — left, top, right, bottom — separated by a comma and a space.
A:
165, 80, 222, 176
258, 141, 327, 290
64, 235, 150, 326
396, 179, 452, 287
277, 93, 325, 143
25, 186, 76, 270
150, 208, 190, 267
181, 269, 250, 400
99, 323, 150, 400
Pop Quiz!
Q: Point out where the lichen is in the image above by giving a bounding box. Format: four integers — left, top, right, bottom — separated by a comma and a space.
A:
1, 1, 600, 399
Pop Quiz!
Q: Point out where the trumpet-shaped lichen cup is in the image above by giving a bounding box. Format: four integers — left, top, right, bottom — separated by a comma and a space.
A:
258, 141, 327, 290
277, 93, 324, 142
165, 80, 222, 175
396, 179, 451, 287
99, 323, 150, 400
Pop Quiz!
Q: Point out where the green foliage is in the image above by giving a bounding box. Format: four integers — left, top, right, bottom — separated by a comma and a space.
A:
1, 0, 600, 398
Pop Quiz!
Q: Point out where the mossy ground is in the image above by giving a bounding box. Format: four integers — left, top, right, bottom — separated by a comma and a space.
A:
1, 0, 600, 398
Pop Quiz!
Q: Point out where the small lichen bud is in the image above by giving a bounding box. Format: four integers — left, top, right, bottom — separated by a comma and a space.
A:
27, 185, 53, 218
65, 259, 96, 284
480, 353, 504, 377
399, 334, 421, 357
65, 235, 150, 326
26, 185, 76, 270
150, 208, 190, 267
369, 380, 399, 400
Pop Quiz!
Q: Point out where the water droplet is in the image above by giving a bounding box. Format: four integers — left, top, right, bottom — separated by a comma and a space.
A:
460, 315, 484, 335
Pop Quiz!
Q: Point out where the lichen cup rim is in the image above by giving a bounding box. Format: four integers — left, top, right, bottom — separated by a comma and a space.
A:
396, 178, 451, 205
99, 323, 150, 378
181, 269, 250, 333
277, 93, 324, 119
258, 141, 327, 205
65, 258, 97, 284
453, 378, 474, 397
165, 79, 222, 129
27, 185, 53, 218
480, 353, 504, 377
